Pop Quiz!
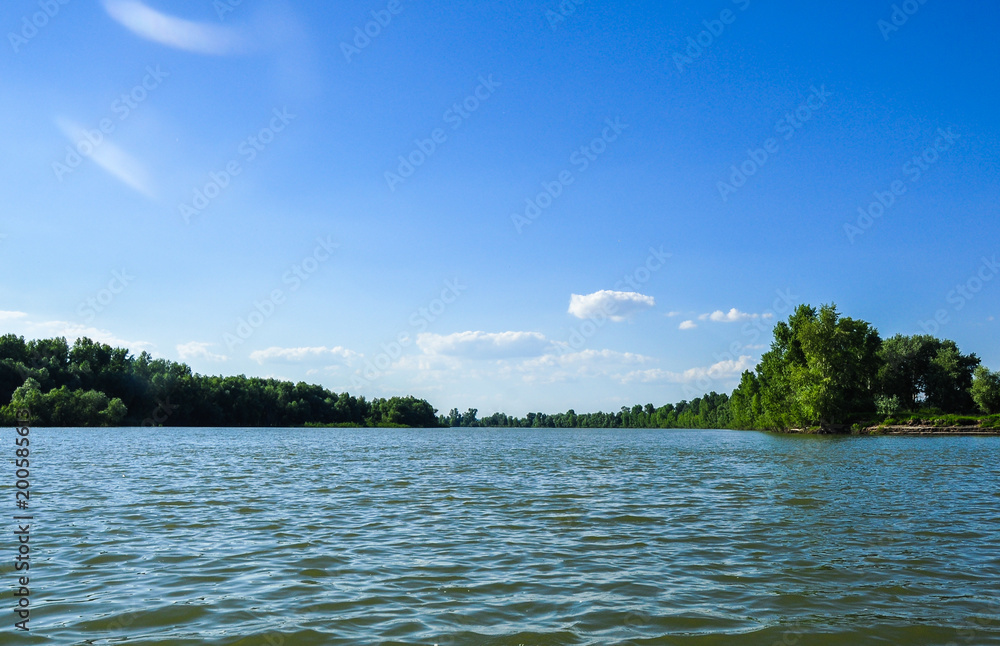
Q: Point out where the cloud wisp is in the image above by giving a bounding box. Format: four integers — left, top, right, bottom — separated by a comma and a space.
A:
103, 0, 249, 55
250, 346, 359, 365
568, 290, 655, 321
417, 331, 552, 360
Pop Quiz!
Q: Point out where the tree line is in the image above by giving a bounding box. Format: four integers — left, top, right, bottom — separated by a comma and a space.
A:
0, 335, 439, 428
3, 303, 998, 431
440, 391, 732, 429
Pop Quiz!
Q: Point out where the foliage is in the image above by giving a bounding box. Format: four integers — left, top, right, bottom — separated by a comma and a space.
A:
971, 366, 1000, 414
728, 304, 987, 430
440, 393, 732, 430
0, 335, 439, 428
877, 334, 979, 412
730, 304, 880, 429
875, 394, 900, 418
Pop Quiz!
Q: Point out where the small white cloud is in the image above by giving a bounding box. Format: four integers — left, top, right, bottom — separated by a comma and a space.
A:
622, 355, 755, 384
665, 311, 682, 318
177, 342, 227, 362
103, 0, 248, 55
515, 348, 655, 384
417, 331, 551, 359
698, 308, 768, 323
249, 346, 359, 364
568, 290, 655, 321
679, 320, 697, 330
0, 311, 28, 321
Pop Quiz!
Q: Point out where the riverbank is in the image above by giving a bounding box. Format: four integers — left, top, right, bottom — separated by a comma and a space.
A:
780, 417, 1000, 435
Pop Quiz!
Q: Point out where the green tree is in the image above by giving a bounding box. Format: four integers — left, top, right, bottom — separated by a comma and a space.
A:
729, 371, 763, 429
744, 304, 880, 428
971, 366, 1000, 414
924, 341, 979, 412
878, 335, 979, 411
790, 304, 881, 425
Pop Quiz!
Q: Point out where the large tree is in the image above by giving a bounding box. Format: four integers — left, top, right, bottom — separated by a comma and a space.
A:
736, 304, 881, 428
971, 366, 1000, 415
877, 335, 979, 412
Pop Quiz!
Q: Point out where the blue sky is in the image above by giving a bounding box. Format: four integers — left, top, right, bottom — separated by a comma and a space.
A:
1, 0, 997, 416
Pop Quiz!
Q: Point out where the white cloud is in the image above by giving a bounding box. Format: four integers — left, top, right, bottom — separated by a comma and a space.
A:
521, 348, 652, 370
0, 312, 152, 353
679, 320, 697, 330
249, 346, 359, 364
622, 355, 756, 384
665, 311, 682, 318
701, 308, 753, 322
697, 308, 774, 323
509, 348, 656, 385
22, 319, 152, 353
417, 331, 551, 359
177, 342, 227, 362
103, 0, 248, 55
568, 290, 655, 321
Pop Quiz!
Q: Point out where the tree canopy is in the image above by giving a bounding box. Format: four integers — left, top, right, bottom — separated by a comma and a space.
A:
729, 304, 983, 429
0, 334, 439, 428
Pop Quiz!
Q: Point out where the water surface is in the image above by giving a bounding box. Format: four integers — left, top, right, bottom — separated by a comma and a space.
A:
10, 428, 1000, 644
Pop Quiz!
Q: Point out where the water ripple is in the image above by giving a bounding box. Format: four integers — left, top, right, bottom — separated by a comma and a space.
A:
8, 428, 1000, 645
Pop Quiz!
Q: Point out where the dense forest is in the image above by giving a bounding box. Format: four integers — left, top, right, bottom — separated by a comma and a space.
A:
728, 304, 999, 430
3, 303, 999, 430
0, 334, 439, 427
